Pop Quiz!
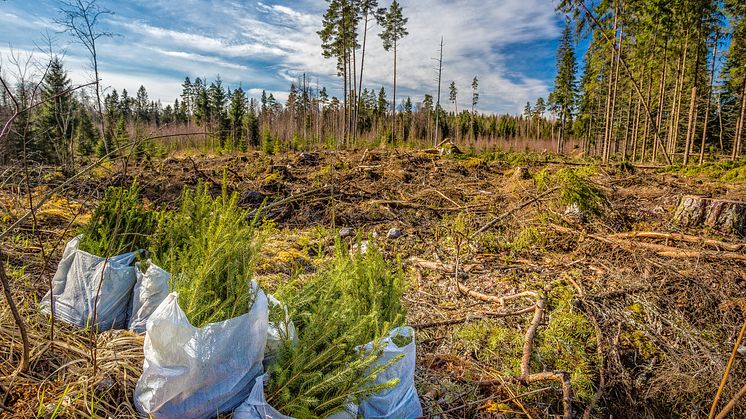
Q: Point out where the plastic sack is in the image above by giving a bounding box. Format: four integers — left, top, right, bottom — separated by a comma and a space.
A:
134, 285, 269, 418
358, 326, 423, 419
233, 373, 293, 419
40, 235, 138, 331
127, 261, 170, 333
264, 294, 297, 366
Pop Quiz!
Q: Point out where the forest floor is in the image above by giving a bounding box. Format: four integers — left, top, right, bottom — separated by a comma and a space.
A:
2, 148, 746, 417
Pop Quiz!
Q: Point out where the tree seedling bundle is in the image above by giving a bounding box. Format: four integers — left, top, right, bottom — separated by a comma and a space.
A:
78, 180, 155, 255
150, 181, 260, 327
266, 241, 408, 418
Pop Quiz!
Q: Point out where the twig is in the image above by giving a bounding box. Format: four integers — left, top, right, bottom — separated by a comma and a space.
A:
608, 231, 744, 252
715, 382, 746, 419
709, 317, 746, 419
0, 249, 29, 374
470, 187, 559, 240
412, 307, 537, 329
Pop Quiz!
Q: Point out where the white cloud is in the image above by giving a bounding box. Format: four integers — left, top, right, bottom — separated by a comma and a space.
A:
1, 0, 561, 113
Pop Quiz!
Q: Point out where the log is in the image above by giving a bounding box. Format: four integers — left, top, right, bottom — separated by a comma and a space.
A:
672, 195, 746, 237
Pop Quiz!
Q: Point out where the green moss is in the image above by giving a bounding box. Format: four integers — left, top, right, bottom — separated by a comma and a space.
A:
510, 226, 544, 253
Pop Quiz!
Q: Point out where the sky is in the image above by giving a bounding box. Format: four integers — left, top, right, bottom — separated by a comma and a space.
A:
0, 0, 567, 114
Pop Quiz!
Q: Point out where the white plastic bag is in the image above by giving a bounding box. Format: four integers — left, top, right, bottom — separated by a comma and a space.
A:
233, 373, 293, 419
358, 326, 423, 419
134, 285, 269, 418
264, 294, 297, 366
40, 235, 138, 331
127, 260, 170, 333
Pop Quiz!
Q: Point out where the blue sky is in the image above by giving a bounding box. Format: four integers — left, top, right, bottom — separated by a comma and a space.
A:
1, 0, 567, 114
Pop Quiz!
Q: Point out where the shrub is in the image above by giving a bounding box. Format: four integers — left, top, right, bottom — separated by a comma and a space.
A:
78, 181, 155, 255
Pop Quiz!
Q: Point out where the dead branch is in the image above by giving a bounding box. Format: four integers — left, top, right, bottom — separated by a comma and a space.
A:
551, 224, 746, 261
0, 249, 29, 374
470, 187, 559, 240
410, 255, 572, 418
370, 199, 487, 213
709, 318, 746, 418
187, 156, 221, 188
608, 231, 744, 252
715, 382, 746, 419
413, 306, 536, 329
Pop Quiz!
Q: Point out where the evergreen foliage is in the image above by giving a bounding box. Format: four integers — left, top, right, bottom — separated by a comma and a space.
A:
266, 241, 407, 418
150, 181, 260, 327
535, 167, 605, 214
78, 181, 155, 256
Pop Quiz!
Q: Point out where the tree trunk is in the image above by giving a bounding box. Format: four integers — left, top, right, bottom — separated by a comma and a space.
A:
699, 32, 719, 165
623, 95, 632, 158
671, 34, 690, 159
392, 39, 397, 144
356, 13, 370, 147
683, 86, 698, 165
602, 5, 619, 163
732, 80, 746, 160
673, 195, 746, 237
653, 40, 669, 163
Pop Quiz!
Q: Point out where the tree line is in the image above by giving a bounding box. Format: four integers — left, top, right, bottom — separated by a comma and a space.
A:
550, 0, 746, 164
0, 0, 612, 170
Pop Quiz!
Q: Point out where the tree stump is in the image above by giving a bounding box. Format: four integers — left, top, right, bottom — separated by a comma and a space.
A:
672, 195, 746, 237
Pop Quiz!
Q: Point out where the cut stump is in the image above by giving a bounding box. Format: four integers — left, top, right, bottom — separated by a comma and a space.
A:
672, 195, 746, 237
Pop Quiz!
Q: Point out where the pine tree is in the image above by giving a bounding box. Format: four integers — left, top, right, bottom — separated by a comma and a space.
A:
378, 0, 408, 142
471, 76, 479, 113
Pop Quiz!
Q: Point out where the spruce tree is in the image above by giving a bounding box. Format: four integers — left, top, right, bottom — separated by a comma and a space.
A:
228, 87, 247, 150
552, 18, 578, 154
34, 56, 76, 169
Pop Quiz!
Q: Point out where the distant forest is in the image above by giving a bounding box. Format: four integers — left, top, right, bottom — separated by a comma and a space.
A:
1, 0, 745, 167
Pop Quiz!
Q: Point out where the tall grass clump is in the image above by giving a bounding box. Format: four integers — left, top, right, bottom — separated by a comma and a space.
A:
266, 241, 407, 418
150, 181, 260, 327
535, 167, 605, 214
78, 180, 155, 255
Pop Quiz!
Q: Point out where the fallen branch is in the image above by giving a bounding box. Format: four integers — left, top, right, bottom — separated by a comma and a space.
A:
608, 231, 744, 252
709, 317, 746, 419
371, 199, 487, 213
470, 187, 559, 240
187, 156, 221, 188
411, 256, 572, 418
551, 224, 746, 261
413, 306, 536, 329
247, 185, 332, 218
715, 382, 746, 419
409, 257, 536, 304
